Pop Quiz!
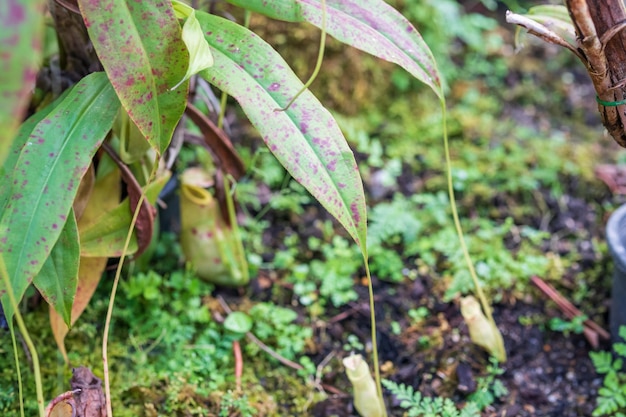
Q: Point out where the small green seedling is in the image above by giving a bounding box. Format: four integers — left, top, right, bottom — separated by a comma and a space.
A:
224, 312, 253, 338
219, 390, 256, 417
382, 379, 480, 417
548, 315, 587, 337
590, 326, 626, 416
468, 357, 508, 410
409, 307, 430, 324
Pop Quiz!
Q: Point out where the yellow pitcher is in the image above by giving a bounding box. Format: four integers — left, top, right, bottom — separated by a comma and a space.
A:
179, 168, 248, 286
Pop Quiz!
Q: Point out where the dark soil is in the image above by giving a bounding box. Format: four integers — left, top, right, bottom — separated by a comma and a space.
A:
219, 7, 619, 414
309, 298, 603, 417
199, 19, 620, 414
227, 173, 614, 417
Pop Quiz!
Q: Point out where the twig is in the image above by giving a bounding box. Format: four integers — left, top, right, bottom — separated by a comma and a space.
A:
530, 276, 610, 348
54, 0, 80, 14
303, 350, 339, 412
321, 383, 347, 396
315, 351, 335, 389
505, 11, 583, 59
600, 21, 626, 50
233, 340, 243, 392
216, 296, 304, 370
327, 303, 360, 324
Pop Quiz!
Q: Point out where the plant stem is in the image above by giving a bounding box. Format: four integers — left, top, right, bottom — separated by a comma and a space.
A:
9, 324, 25, 417
217, 91, 228, 130
244, 9, 251, 28
277, 0, 327, 111
364, 259, 387, 417
440, 99, 506, 359
102, 160, 157, 417
233, 340, 242, 392
0, 255, 45, 417
217, 296, 304, 370
222, 176, 248, 282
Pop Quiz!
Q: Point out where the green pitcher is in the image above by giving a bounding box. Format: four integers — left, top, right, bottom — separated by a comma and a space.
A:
179, 168, 249, 286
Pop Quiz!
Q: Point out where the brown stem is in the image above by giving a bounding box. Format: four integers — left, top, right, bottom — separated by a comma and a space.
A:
184, 103, 245, 180
216, 296, 305, 371
530, 276, 609, 348
101, 142, 155, 258
233, 340, 243, 392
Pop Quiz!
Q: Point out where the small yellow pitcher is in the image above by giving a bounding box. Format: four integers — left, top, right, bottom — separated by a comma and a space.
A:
179, 167, 248, 286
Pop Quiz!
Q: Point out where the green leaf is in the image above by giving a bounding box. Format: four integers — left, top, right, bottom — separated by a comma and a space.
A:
226, 0, 302, 21
0, 72, 119, 322
171, 0, 214, 90
33, 210, 79, 326
619, 325, 626, 341
224, 0, 443, 99
591, 351, 613, 374
77, 0, 189, 154
615, 342, 626, 358
0, 89, 71, 190
197, 12, 367, 250
224, 311, 253, 334
593, 397, 618, 416
0, 0, 46, 166
604, 371, 619, 390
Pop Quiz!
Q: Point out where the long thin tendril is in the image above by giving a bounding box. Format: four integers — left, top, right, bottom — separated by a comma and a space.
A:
244, 9, 251, 28
9, 323, 25, 417
364, 258, 387, 416
217, 91, 228, 130
440, 99, 505, 358
276, 0, 327, 112
102, 159, 158, 417
0, 255, 45, 417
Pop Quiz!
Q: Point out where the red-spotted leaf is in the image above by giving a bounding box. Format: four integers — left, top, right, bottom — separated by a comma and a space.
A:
225, 0, 443, 99
172, 0, 214, 89
197, 12, 366, 249
77, 0, 189, 154
33, 210, 79, 326
226, 0, 302, 21
0, 72, 120, 323
0, 88, 70, 196
0, 0, 46, 166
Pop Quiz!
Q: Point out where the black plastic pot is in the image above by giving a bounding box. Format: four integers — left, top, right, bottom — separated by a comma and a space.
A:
607, 204, 626, 342
158, 175, 181, 235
